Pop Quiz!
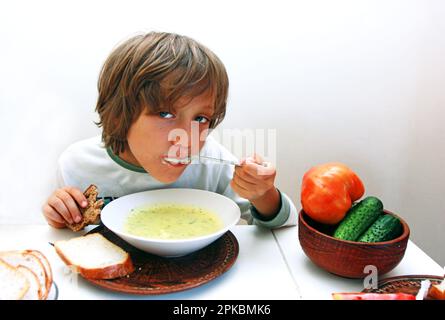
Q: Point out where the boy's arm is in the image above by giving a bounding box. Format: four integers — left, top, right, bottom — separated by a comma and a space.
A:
250, 189, 298, 228
227, 154, 298, 229
249, 187, 281, 218
217, 165, 297, 228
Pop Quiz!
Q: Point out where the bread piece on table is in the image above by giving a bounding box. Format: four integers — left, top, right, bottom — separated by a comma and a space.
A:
54, 233, 134, 280
16, 265, 41, 300
0, 259, 30, 300
67, 184, 104, 232
25, 250, 53, 296
0, 251, 48, 300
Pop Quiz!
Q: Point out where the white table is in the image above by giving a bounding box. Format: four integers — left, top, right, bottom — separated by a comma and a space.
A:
1, 224, 442, 300
272, 226, 444, 300
0, 225, 301, 300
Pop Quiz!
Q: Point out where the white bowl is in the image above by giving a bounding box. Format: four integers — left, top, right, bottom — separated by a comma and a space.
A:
100, 188, 241, 257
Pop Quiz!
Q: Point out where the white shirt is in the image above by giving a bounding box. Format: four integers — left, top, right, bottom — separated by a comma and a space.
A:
57, 135, 297, 228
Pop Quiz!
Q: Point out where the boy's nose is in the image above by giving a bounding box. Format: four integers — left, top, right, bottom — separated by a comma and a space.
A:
170, 137, 191, 157
167, 120, 201, 156
178, 120, 200, 142
171, 135, 190, 148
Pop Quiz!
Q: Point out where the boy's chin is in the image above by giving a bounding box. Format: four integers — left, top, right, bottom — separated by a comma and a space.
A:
156, 176, 179, 184
151, 171, 183, 184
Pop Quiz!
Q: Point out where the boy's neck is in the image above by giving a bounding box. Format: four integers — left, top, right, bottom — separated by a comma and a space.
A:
118, 147, 141, 167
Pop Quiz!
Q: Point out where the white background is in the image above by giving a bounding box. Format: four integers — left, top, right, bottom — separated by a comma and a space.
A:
1, 0, 444, 265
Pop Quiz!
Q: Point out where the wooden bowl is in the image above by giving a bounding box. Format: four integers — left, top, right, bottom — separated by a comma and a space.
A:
298, 209, 410, 279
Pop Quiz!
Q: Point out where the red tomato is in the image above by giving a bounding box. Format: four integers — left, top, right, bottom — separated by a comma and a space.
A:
301, 162, 365, 224
332, 292, 416, 300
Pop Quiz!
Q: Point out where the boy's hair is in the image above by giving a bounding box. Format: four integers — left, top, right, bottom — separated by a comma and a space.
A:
95, 32, 228, 154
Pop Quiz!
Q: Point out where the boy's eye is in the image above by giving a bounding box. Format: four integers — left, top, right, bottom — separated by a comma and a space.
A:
194, 116, 210, 124
159, 111, 174, 119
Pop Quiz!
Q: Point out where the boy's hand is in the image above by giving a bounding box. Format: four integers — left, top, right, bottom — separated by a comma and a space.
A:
230, 154, 276, 200
42, 187, 88, 228
230, 154, 281, 217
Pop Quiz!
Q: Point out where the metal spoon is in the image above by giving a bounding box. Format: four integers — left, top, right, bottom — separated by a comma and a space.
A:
164, 155, 269, 167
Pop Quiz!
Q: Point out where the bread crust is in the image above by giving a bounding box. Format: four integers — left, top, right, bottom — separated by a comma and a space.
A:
25, 250, 53, 299
16, 265, 41, 300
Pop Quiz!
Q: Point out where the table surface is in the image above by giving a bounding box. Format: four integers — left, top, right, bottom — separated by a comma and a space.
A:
272, 226, 444, 299
0, 225, 301, 300
0, 224, 442, 300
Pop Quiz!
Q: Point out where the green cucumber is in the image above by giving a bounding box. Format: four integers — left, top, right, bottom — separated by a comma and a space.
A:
333, 196, 383, 241
358, 214, 402, 242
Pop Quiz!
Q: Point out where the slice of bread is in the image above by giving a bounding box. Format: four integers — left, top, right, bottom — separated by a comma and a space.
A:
54, 233, 134, 279
67, 184, 104, 232
0, 259, 30, 300
26, 250, 53, 295
0, 251, 48, 299
16, 265, 41, 300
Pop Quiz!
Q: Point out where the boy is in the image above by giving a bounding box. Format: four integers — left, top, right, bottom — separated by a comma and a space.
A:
42, 32, 297, 229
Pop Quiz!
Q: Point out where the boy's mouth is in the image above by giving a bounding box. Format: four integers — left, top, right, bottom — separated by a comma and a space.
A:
161, 156, 191, 167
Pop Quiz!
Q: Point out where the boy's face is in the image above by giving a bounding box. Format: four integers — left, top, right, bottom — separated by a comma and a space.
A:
123, 90, 215, 183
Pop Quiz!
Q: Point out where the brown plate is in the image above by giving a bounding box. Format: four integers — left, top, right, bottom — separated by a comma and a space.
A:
362, 275, 444, 300
84, 224, 239, 295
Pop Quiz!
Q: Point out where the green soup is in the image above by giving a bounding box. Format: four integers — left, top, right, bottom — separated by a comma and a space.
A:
124, 203, 223, 240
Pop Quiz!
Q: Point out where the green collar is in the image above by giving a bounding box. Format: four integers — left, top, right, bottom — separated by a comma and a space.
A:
106, 147, 147, 173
